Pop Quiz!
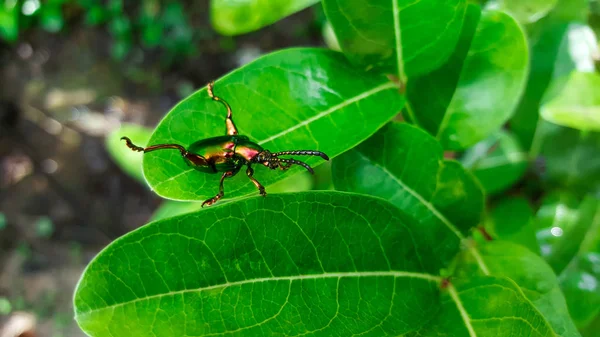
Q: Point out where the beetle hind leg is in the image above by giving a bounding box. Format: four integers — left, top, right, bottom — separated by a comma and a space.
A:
246, 165, 266, 196
202, 171, 235, 207
207, 81, 238, 136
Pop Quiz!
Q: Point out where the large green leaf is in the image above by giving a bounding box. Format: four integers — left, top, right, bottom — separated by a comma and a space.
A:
484, 197, 540, 254
211, 0, 320, 36
0, 1, 19, 42
143, 48, 404, 202
460, 129, 528, 195
332, 122, 484, 271
322, 0, 467, 79
538, 121, 600, 195
454, 241, 580, 337
74, 192, 443, 336
407, 5, 529, 150
410, 276, 557, 336
541, 71, 600, 131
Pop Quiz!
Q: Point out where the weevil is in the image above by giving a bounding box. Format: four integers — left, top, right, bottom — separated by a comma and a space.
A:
121, 82, 329, 207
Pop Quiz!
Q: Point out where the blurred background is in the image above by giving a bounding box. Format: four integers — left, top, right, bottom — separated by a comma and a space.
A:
0, 1, 328, 336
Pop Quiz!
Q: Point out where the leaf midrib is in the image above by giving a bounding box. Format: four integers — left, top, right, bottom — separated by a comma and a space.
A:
76, 270, 440, 317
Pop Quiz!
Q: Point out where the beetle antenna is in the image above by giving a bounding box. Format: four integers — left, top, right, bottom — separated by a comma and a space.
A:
121, 137, 187, 156
272, 150, 329, 161
274, 158, 315, 174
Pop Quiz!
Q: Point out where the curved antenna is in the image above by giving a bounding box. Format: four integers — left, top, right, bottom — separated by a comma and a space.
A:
272, 150, 329, 161
121, 137, 187, 156
274, 158, 315, 174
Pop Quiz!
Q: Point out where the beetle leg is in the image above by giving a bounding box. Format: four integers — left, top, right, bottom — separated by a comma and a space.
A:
202, 171, 234, 207
207, 81, 238, 136
246, 165, 266, 196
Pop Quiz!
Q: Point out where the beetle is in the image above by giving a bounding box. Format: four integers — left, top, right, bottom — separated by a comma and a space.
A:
121, 81, 329, 207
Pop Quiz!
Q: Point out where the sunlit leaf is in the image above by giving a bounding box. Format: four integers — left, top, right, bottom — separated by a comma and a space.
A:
407, 5, 529, 150
486, 0, 558, 23
541, 71, 600, 131
534, 191, 581, 260
144, 48, 404, 202
322, 0, 467, 79
74, 192, 442, 336
211, 0, 320, 36
332, 122, 484, 270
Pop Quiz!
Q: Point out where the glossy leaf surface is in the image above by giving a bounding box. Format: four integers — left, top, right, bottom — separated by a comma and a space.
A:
454, 241, 580, 337
407, 6, 529, 150
485, 197, 540, 254
538, 122, 600, 195
541, 71, 600, 131
74, 192, 442, 336
534, 191, 581, 261
144, 48, 404, 202
322, 0, 467, 79
411, 276, 557, 336
461, 129, 528, 194
211, 0, 319, 36
332, 122, 484, 269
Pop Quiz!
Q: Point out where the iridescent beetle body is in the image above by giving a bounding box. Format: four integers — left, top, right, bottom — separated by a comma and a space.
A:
121, 82, 329, 207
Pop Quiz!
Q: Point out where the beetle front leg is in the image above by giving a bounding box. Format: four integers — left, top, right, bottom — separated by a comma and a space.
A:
202, 171, 234, 207
246, 165, 266, 197
207, 81, 238, 136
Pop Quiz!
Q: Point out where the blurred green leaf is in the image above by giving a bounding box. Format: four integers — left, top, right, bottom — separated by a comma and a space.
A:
149, 200, 203, 222
511, 0, 590, 150
106, 123, 153, 183
454, 241, 580, 337
0, 213, 5, 231
538, 121, 600, 195
534, 191, 581, 260
409, 276, 558, 336
332, 122, 484, 270
84, 5, 109, 26
35, 216, 54, 238
461, 129, 528, 194
323, 0, 467, 79
541, 71, 600, 131
485, 197, 540, 254
0, 1, 19, 42
211, 0, 319, 36
40, 5, 64, 33
74, 192, 442, 336
144, 48, 404, 202
407, 5, 528, 150
487, 0, 558, 23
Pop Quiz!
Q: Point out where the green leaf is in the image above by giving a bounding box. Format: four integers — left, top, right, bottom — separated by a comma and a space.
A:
40, 5, 64, 33
74, 192, 442, 336
410, 276, 557, 336
488, 0, 558, 23
211, 0, 320, 36
460, 129, 528, 194
560, 252, 600, 328
406, 5, 529, 150
106, 123, 153, 183
148, 172, 313, 222
541, 71, 600, 131
143, 48, 404, 202
544, 196, 600, 274
332, 122, 484, 270
538, 121, 600, 195
485, 197, 540, 254
454, 241, 580, 337
534, 191, 581, 261
0, 2, 19, 42
322, 0, 467, 79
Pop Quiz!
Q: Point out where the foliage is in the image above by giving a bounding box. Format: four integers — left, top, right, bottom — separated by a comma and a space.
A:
86, 0, 600, 336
